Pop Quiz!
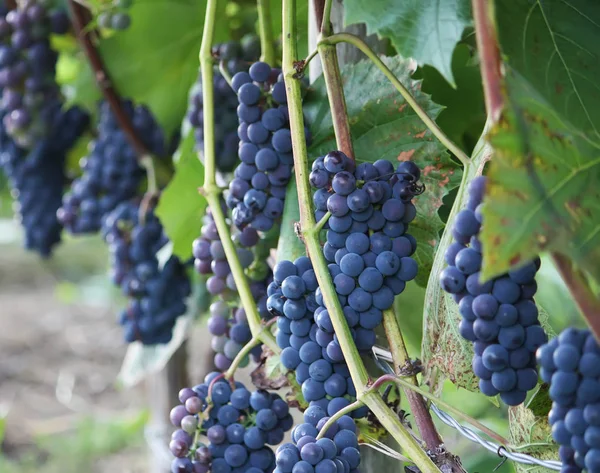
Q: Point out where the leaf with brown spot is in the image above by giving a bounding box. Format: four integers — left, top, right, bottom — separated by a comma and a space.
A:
481, 69, 600, 282
304, 57, 462, 285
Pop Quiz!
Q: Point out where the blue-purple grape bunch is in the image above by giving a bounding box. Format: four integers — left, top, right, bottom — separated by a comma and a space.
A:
102, 199, 191, 345
537, 328, 600, 473
439, 176, 547, 405
227, 61, 309, 231
310, 151, 421, 356
187, 37, 260, 173
192, 206, 273, 368
169, 373, 294, 473
192, 207, 263, 295
275, 414, 361, 473
0, 1, 71, 149
0, 105, 89, 256
58, 100, 166, 234
208, 302, 264, 372
267, 257, 369, 420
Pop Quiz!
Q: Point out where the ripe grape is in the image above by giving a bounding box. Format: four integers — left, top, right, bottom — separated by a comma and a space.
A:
59, 100, 166, 234
102, 200, 191, 344
439, 176, 545, 405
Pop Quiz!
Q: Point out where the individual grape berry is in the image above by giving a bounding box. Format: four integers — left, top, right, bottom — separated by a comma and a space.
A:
439, 175, 545, 406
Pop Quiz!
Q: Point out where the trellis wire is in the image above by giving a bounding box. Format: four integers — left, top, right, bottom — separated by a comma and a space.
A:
371, 346, 562, 471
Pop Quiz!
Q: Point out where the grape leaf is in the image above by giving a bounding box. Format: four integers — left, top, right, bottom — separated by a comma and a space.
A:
156, 130, 206, 261
70, 0, 230, 135
415, 43, 486, 155
495, 0, 600, 137
304, 56, 462, 286
480, 69, 600, 283
509, 403, 558, 473
276, 179, 307, 262
344, 0, 472, 86
421, 128, 491, 393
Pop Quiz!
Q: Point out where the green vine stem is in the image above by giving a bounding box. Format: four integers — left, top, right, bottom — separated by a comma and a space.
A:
318, 33, 471, 166
320, 0, 333, 35
257, 0, 275, 65
282, 0, 439, 471
373, 374, 509, 446
316, 400, 364, 440
199, 0, 279, 354
382, 309, 444, 451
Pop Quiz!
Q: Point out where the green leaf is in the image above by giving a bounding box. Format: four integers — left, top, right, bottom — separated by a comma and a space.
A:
344, 0, 472, 86
276, 179, 306, 262
416, 43, 486, 155
481, 69, 600, 282
71, 0, 230, 135
156, 130, 206, 261
509, 403, 558, 473
421, 127, 490, 393
304, 56, 462, 285
495, 0, 600, 137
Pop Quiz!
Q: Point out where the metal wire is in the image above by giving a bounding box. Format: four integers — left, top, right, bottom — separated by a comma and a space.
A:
371, 346, 562, 471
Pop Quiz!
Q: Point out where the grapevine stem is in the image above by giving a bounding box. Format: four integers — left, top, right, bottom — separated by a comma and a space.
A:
382, 309, 444, 451
200, 0, 279, 354
471, 0, 504, 123
225, 335, 262, 379
552, 254, 600, 341
303, 49, 319, 68
376, 374, 509, 446
257, 0, 275, 65
317, 42, 354, 159
320, 0, 333, 35
282, 0, 439, 470
218, 61, 234, 88
314, 211, 331, 233
319, 33, 471, 166
68, 0, 151, 159
315, 400, 364, 440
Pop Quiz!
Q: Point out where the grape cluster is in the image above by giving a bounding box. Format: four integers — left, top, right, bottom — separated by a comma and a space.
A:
267, 257, 369, 420
102, 200, 191, 345
0, 1, 71, 148
537, 328, 600, 473
0, 105, 90, 256
275, 414, 360, 473
58, 100, 166, 234
193, 208, 260, 294
208, 301, 263, 371
169, 373, 293, 473
439, 176, 547, 405
227, 61, 309, 231
310, 151, 421, 355
186, 37, 260, 173
97, 0, 133, 31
